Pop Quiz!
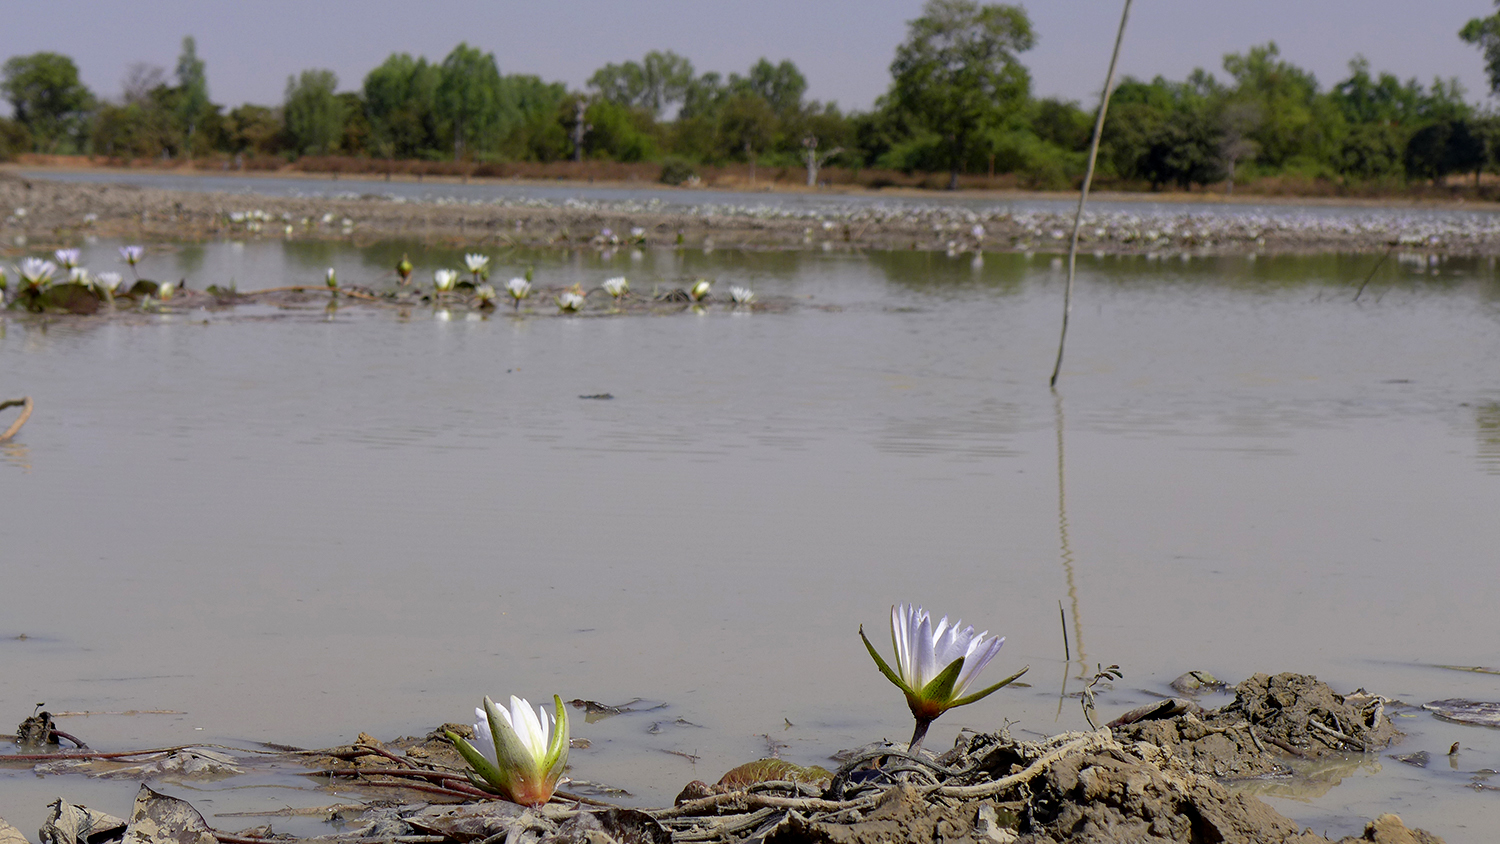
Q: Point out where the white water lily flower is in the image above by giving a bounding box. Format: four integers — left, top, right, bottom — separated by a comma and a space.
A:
158, 280, 175, 301
448, 695, 569, 807
506, 277, 532, 301
434, 269, 459, 292
689, 279, 711, 301
17, 257, 57, 287
325, 268, 337, 288
54, 249, 81, 269
119, 245, 143, 268
556, 291, 585, 312
972, 224, 985, 239
475, 283, 497, 304
68, 267, 90, 285
96, 272, 123, 293
861, 603, 1027, 751
729, 286, 755, 304
601, 276, 628, 299
464, 253, 490, 276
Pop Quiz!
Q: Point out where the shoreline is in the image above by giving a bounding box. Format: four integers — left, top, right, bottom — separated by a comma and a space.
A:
13, 158, 1500, 213
5, 166, 1500, 258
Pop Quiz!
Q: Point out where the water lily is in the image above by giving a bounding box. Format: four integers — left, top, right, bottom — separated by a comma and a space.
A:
447, 695, 569, 807
556, 290, 585, 312
475, 283, 497, 306
54, 249, 81, 270
860, 604, 1027, 752
506, 277, 532, 308
601, 276, 628, 299
96, 271, 123, 294
68, 267, 90, 285
158, 280, 175, 301
689, 279, 711, 301
434, 269, 458, 293
17, 258, 56, 287
325, 268, 338, 289
396, 254, 414, 285
464, 253, 490, 280
729, 286, 755, 304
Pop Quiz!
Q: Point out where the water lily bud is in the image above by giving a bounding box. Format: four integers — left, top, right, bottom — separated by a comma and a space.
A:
601, 276, 628, 299
325, 268, 338, 288
689, 279, 711, 301
448, 695, 569, 807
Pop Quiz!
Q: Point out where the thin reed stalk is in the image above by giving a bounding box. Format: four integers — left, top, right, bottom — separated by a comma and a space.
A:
1050, 0, 1134, 388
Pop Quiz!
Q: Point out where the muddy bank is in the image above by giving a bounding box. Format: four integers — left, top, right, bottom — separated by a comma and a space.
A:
1, 674, 1449, 843
4, 169, 1500, 258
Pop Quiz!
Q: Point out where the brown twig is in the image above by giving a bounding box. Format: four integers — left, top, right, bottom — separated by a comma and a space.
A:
938, 729, 1114, 799
0, 397, 33, 443
0, 743, 217, 762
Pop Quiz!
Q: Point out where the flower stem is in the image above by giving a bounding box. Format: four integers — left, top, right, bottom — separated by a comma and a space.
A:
908, 717, 934, 754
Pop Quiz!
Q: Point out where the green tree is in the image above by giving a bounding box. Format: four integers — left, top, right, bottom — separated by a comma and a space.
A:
1336, 122, 1404, 181
1143, 112, 1224, 190
1221, 43, 1339, 169
436, 43, 502, 159
224, 104, 283, 156
744, 59, 807, 115
0, 117, 31, 160
1461, 3, 1500, 97
283, 69, 345, 155
175, 36, 211, 155
1, 52, 94, 152
589, 50, 694, 117
363, 53, 442, 159
887, 0, 1035, 188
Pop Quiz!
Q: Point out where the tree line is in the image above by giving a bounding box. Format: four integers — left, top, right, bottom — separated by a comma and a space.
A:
5, 0, 1500, 193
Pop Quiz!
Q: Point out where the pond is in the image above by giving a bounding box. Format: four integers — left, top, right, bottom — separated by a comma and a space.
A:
2, 241, 1498, 839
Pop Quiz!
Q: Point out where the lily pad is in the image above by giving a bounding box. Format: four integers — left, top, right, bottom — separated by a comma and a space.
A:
126, 280, 160, 298
23, 283, 101, 314
716, 758, 833, 789
1423, 699, 1500, 728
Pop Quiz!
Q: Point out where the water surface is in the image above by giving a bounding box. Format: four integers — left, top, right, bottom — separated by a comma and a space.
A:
2, 243, 1498, 839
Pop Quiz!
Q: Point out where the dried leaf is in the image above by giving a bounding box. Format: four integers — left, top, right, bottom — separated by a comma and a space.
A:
40, 798, 126, 844
120, 784, 216, 844
1423, 699, 1500, 728
0, 817, 29, 844
404, 802, 532, 841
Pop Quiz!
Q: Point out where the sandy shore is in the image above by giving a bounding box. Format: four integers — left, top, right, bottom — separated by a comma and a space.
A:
4, 166, 1500, 257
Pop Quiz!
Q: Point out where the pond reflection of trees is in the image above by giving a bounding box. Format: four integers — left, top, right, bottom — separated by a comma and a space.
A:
1476, 403, 1500, 475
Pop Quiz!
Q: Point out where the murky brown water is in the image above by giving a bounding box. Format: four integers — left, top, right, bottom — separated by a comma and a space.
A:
3, 242, 1499, 839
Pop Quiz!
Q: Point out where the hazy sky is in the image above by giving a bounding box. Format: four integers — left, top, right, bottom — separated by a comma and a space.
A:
1, 1, 1495, 114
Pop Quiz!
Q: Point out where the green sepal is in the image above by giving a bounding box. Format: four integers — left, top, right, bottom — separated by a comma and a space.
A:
484, 696, 540, 789
545, 695, 570, 782
919, 656, 966, 706
446, 728, 508, 794
948, 665, 1030, 709
860, 624, 914, 696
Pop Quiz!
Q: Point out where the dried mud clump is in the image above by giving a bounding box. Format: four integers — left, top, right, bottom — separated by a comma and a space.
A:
1114, 672, 1399, 779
